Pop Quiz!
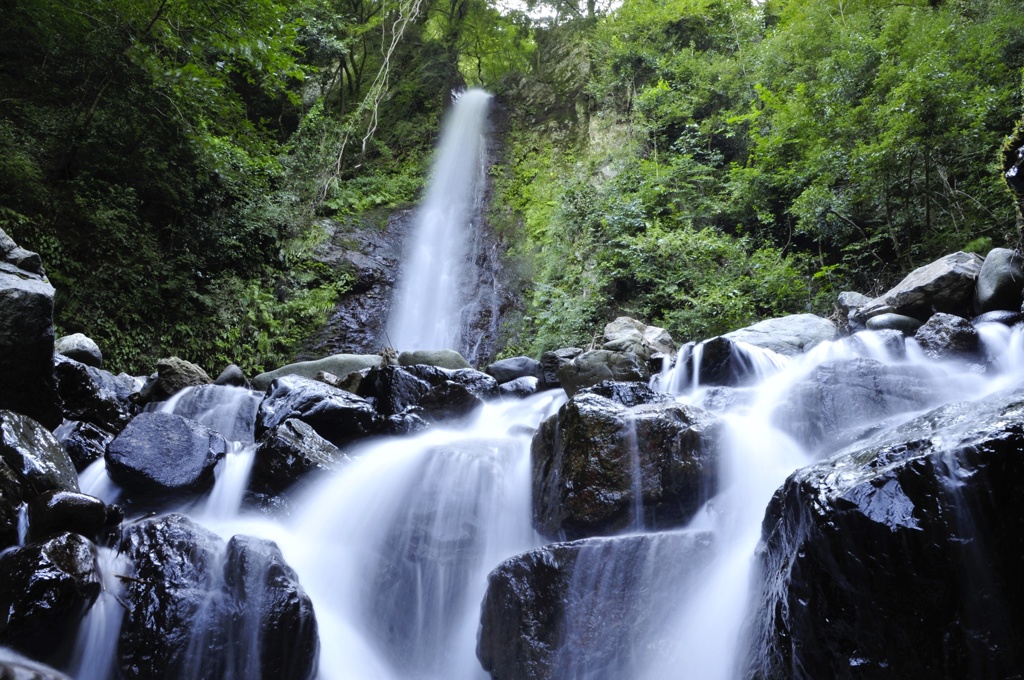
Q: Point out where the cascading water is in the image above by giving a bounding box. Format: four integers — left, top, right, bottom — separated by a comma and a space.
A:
386, 89, 495, 361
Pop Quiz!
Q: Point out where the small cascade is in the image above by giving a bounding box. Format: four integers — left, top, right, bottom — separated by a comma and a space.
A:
386, 89, 495, 361
69, 548, 129, 680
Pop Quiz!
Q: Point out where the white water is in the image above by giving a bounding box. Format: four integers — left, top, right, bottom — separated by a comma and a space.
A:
386, 89, 492, 355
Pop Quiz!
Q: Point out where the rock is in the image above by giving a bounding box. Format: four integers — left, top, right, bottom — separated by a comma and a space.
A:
837, 291, 872, 316
532, 393, 720, 540
55, 421, 115, 472
642, 325, 675, 356
0, 228, 44, 277
252, 354, 383, 391
251, 419, 347, 496
575, 380, 673, 408
0, 253, 61, 429
914, 312, 981, 361
26, 490, 116, 545
54, 333, 102, 368
541, 348, 583, 388
973, 310, 1024, 326
256, 375, 380, 447
153, 357, 212, 400
601, 317, 676, 360
853, 251, 984, 323
487, 356, 543, 384
669, 336, 789, 388
747, 388, 1024, 680
355, 365, 497, 426
722, 314, 838, 357
865, 312, 924, 334
771, 358, 944, 452
0, 410, 80, 495
974, 247, 1024, 313
214, 364, 248, 387
105, 412, 228, 494
477, 531, 714, 680
53, 354, 137, 434
0, 648, 72, 680
499, 376, 539, 398
0, 533, 101, 663
117, 514, 223, 680
218, 536, 319, 680
397, 349, 472, 370
356, 365, 433, 417
847, 329, 906, 361
557, 350, 650, 397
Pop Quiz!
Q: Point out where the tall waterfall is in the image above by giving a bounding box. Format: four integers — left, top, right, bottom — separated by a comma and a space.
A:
386, 89, 494, 358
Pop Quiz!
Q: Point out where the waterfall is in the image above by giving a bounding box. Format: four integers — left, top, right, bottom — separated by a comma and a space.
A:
386, 89, 495, 362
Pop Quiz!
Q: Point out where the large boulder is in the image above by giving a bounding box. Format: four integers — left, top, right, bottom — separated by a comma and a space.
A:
974, 247, 1024, 313
55, 420, 114, 472
771, 358, 945, 452
250, 418, 347, 497
486, 356, 544, 384
53, 354, 137, 434
746, 388, 1024, 680
556, 350, 650, 397
852, 251, 984, 324
252, 354, 383, 391
722, 314, 838, 357
0, 410, 80, 495
601, 317, 676, 360
532, 392, 720, 540
355, 365, 497, 426
256, 375, 380, 447
541, 348, 583, 388
913, 312, 981, 361
105, 412, 228, 495
155, 384, 260, 445
54, 333, 103, 368
477, 531, 714, 680
152, 357, 212, 400
25, 490, 119, 545
0, 232, 61, 429
0, 533, 101, 663
397, 349, 472, 370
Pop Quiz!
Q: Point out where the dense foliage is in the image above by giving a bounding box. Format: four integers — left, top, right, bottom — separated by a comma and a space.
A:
2, 0, 1022, 369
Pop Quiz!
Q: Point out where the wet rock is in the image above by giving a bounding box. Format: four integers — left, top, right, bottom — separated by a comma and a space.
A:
772, 358, 943, 452
356, 365, 433, 417
914, 312, 981, 361
747, 388, 1024, 680
398, 349, 472, 370
117, 515, 222, 680
53, 354, 137, 434
252, 354, 382, 391
532, 393, 720, 540
54, 333, 102, 368
853, 251, 984, 324
251, 418, 348, 496
672, 336, 787, 388
973, 309, 1024, 326
541, 348, 583, 388
557, 350, 650, 397
487, 356, 543, 384
0, 243, 61, 429
837, 291, 872, 316
974, 247, 1024, 313
575, 380, 673, 408
55, 421, 115, 472
256, 375, 380, 447
105, 412, 228, 494
0, 533, 101, 663
25, 490, 115, 544
214, 364, 248, 387
478, 531, 714, 680
0, 410, 80, 495
722, 314, 838, 357
865, 312, 924, 334
499, 376, 539, 399
219, 536, 319, 680
355, 365, 496, 426
0, 648, 72, 680
153, 357, 212, 400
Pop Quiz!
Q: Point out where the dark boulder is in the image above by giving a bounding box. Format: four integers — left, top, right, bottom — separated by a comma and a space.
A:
117, 515, 222, 680
478, 531, 714, 680
974, 247, 1024, 314
55, 420, 114, 472
747, 388, 1024, 680
356, 365, 433, 417
214, 363, 248, 387
973, 309, 1024, 326
865, 312, 924, 334
256, 375, 380, 447
532, 393, 720, 540
674, 336, 788, 388
575, 380, 673, 408
250, 418, 348, 496
105, 412, 228, 494
486, 356, 543, 384
557, 350, 650, 397
0, 247, 61, 429
0, 533, 101, 663
499, 376, 539, 399
26, 490, 119, 545
914, 312, 981, 361
54, 354, 137, 434
541, 348, 583, 388
771, 358, 943, 452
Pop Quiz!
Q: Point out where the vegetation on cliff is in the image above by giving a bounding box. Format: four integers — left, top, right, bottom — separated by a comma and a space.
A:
1, 0, 1022, 370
